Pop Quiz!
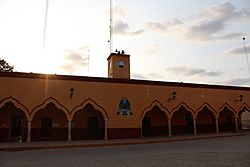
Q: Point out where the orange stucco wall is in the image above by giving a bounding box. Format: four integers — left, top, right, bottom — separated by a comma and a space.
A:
1, 73, 250, 130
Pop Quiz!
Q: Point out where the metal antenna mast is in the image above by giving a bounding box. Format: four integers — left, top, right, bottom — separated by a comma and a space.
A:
243, 37, 250, 78
88, 49, 90, 76
109, 0, 113, 53
43, 0, 49, 50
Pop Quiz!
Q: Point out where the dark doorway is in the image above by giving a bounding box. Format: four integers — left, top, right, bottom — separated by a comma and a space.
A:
142, 117, 151, 137
31, 103, 68, 141
0, 102, 28, 142
185, 113, 193, 133
88, 117, 99, 139
226, 115, 233, 130
196, 107, 216, 133
10, 116, 24, 138
72, 104, 105, 140
41, 118, 52, 140
142, 106, 168, 137
171, 106, 193, 135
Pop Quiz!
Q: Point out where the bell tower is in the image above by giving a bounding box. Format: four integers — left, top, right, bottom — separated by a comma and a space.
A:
107, 51, 130, 79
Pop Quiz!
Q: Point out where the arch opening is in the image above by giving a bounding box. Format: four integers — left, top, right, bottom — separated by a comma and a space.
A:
171, 106, 194, 135
218, 107, 235, 132
238, 107, 250, 130
196, 106, 216, 134
0, 102, 28, 142
142, 106, 168, 137
72, 103, 105, 140
31, 103, 68, 141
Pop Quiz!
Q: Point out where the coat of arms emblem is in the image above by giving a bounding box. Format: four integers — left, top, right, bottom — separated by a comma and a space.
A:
117, 97, 132, 115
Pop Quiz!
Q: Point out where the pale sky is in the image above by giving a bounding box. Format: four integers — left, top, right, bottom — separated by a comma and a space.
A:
0, 0, 250, 86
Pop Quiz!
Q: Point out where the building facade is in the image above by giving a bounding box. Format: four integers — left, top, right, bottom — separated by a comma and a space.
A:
0, 52, 250, 142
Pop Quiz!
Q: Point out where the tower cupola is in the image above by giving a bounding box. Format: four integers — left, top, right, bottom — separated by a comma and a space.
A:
107, 51, 130, 79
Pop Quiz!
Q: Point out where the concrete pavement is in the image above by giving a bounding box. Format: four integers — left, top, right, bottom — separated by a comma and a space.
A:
0, 132, 245, 151
0, 132, 250, 167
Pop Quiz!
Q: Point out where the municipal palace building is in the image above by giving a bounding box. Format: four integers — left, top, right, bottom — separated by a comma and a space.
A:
0, 52, 250, 142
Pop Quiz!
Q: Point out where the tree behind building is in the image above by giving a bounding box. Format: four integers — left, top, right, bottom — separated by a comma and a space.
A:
0, 58, 14, 72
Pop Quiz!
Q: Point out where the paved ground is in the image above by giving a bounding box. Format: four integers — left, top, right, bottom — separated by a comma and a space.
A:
0, 132, 250, 167
0, 133, 244, 151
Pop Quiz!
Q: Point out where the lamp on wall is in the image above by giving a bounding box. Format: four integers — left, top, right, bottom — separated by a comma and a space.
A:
168, 91, 177, 101
235, 95, 244, 102
70, 88, 75, 98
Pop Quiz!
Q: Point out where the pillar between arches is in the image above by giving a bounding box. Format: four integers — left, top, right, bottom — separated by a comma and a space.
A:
104, 119, 108, 140
235, 117, 239, 132
67, 120, 72, 141
26, 120, 32, 143
168, 118, 172, 137
193, 118, 197, 135
141, 121, 143, 139
215, 118, 219, 134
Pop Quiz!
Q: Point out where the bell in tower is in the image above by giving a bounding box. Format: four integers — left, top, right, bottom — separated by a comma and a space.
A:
107, 50, 130, 79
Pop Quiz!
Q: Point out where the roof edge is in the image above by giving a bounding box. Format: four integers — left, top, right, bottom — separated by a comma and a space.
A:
0, 72, 249, 91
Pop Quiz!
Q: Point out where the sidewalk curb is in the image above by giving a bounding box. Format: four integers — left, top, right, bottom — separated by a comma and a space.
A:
0, 133, 245, 151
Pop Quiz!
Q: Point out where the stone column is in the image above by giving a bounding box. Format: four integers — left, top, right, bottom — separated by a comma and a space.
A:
141, 122, 143, 138
235, 118, 239, 132
215, 118, 219, 134
104, 119, 108, 140
193, 118, 197, 135
168, 118, 172, 136
26, 120, 32, 142
68, 120, 72, 141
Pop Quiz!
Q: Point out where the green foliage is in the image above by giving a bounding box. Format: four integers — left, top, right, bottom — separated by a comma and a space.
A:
0, 58, 14, 72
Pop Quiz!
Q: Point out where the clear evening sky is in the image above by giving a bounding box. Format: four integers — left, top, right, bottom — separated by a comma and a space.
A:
0, 0, 249, 86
